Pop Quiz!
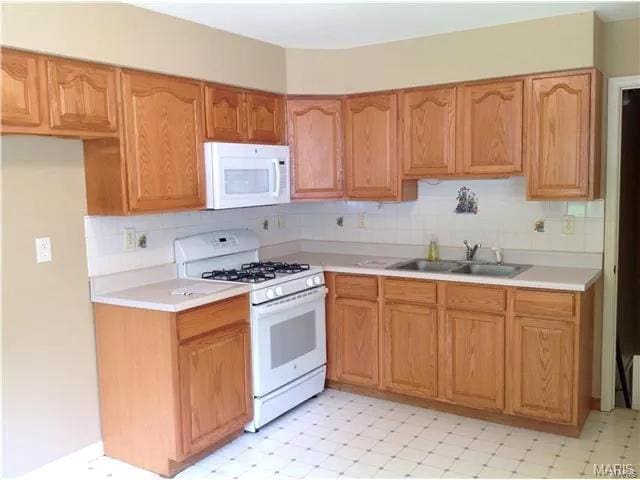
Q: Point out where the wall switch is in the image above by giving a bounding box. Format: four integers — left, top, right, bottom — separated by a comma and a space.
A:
561, 215, 576, 235
357, 213, 366, 229
35, 237, 52, 263
123, 228, 136, 250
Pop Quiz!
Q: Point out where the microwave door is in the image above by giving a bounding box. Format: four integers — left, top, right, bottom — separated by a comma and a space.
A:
219, 158, 276, 208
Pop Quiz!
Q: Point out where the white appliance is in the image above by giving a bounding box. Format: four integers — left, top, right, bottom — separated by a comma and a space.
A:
205, 142, 290, 209
175, 229, 326, 432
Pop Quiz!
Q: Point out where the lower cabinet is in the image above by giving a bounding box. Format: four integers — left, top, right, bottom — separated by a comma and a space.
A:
94, 294, 251, 477
326, 273, 596, 436
381, 302, 438, 398
335, 297, 379, 386
442, 308, 505, 411
178, 324, 252, 456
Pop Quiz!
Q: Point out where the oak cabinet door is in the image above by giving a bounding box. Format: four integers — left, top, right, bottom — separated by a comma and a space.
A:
1, 50, 42, 127
336, 297, 379, 386
381, 302, 438, 398
204, 85, 247, 141
287, 98, 344, 199
443, 309, 505, 410
345, 93, 399, 199
246, 92, 284, 144
45, 58, 118, 133
460, 80, 523, 175
401, 87, 456, 177
526, 72, 592, 199
507, 316, 575, 423
121, 71, 205, 213
179, 325, 252, 456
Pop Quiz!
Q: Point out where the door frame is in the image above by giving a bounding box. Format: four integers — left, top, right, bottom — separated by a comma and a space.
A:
601, 75, 640, 412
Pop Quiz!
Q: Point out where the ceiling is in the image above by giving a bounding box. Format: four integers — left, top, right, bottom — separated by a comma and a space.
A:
132, 2, 640, 49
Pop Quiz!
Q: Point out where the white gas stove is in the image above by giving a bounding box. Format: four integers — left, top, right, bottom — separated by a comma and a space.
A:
175, 229, 327, 432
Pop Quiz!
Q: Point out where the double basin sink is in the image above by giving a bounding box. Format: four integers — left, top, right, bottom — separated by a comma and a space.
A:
387, 259, 531, 278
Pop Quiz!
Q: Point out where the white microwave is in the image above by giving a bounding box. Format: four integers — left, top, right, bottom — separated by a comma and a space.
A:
204, 142, 290, 209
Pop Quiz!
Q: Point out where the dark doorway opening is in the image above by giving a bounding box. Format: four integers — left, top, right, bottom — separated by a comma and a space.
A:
615, 87, 640, 408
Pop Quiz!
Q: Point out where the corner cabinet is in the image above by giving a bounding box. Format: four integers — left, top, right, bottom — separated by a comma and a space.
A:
287, 98, 344, 199
525, 69, 602, 199
345, 93, 417, 201
94, 294, 251, 477
84, 71, 206, 215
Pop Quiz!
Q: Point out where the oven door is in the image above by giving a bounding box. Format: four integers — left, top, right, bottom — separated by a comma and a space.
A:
251, 286, 326, 398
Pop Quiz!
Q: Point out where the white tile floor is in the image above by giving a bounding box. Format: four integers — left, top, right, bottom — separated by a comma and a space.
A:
78, 389, 639, 479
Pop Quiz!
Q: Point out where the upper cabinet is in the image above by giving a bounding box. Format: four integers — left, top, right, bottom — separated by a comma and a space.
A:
204, 85, 247, 142
45, 57, 118, 133
525, 69, 602, 200
204, 87, 284, 145
1, 49, 43, 129
84, 71, 205, 215
400, 86, 457, 177
459, 79, 523, 175
345, 93, 417, 201
246, 92, 284, 144
287, 97, 344, 199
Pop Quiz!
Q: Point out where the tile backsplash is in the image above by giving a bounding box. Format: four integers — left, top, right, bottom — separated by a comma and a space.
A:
84, 177, 604, 276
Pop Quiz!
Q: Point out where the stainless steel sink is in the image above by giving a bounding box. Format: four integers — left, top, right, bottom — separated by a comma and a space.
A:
387, 258, 531, 278
450, 263, 529, 277
389, 259, 461, 273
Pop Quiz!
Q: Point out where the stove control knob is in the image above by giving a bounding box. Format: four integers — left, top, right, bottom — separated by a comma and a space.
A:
266, 289, 275, 299
313, 276, 322, 285
275, 286, 284, 296
306, 278, 314, 287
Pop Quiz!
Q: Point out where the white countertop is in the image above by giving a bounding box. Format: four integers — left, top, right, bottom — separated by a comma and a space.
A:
91, 278, 250, 312
266, 252, 602, 292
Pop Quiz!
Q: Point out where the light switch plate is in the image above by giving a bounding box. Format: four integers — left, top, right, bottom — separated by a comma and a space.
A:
35, 237, 52, 263
123, 228, 136, 250
357, 213, 366, 229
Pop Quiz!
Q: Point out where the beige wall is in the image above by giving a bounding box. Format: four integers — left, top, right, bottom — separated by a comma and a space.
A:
286, 12, 597, 94
600, 18, 640, 77
0, 2, 286, 93
1, 136, 100, 478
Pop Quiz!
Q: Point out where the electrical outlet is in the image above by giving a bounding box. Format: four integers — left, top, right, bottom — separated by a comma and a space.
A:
357, 213, 366, 229
35, 237, 52, 263
562, 215, 576, 235
277, 214, 285, 229
123, 228, 136, 250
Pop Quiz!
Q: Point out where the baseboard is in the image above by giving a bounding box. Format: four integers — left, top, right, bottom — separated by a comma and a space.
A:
14, 441, 103, 480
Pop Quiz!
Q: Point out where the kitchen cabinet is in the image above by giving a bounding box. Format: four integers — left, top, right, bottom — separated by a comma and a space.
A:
204, 85, 247, 142
525, 69, 602, 199
345, 93, 417, 201
246, 91, 284, 144
1, 49, 43, 130
94, 294, 251, 477
84, 70, 206, 215
400, 86, 457, 177
459, 79, 523, 175
179, 324, 251, 456
335, 297, 379, 387
287, 97, 344, 199
45, 57, 119, 133
506, 288, 593, 426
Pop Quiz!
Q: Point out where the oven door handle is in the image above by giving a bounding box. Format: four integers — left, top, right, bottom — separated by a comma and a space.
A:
253, 287, 327, 316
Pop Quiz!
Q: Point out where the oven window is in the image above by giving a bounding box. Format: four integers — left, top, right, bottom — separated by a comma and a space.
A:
224, 169, 270, 194
270, 311, 317, 369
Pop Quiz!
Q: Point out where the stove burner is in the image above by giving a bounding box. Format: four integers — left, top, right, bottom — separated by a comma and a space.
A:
241, 261, 311, 274
201, 269, 276, 284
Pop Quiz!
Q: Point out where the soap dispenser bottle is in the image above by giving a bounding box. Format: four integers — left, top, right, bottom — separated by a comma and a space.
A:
427, 235, 440, 262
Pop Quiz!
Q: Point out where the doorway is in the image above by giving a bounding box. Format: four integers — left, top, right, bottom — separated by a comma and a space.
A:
602, 76, 640, 411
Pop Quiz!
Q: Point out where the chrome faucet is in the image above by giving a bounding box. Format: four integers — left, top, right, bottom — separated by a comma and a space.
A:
463, 240, 481, 261
492, 246, 504, 265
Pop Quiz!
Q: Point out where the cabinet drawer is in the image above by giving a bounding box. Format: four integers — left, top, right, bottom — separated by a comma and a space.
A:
445, 284, 506, 313
514, 290, 575, 319
335, 274, 378, 300
383, 277, 437, 305
178, 294, 249, 342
